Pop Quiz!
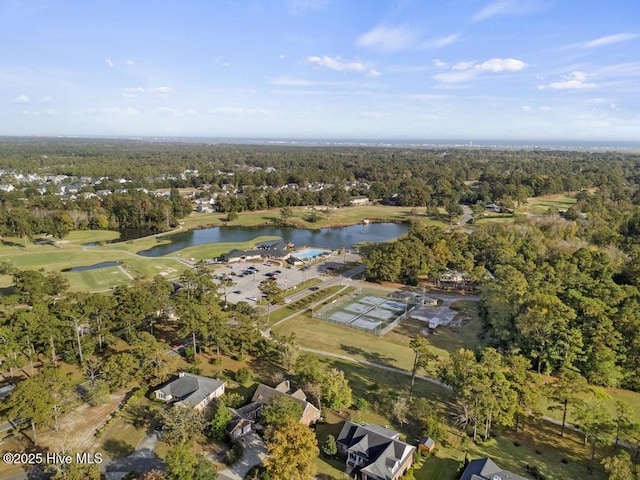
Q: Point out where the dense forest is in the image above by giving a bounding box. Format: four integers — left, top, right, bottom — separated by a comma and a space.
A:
0, 138, 638, 238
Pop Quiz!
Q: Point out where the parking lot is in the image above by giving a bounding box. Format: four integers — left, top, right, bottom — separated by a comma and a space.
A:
217, 253, 361, 305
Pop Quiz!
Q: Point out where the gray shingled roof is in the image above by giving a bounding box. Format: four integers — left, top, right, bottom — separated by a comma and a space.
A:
336, 421, 415, 480
157, 373, 225, 408
460, 458, 530, 480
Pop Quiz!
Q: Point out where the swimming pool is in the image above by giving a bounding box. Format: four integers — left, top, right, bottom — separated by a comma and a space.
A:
292, 248, 333, 260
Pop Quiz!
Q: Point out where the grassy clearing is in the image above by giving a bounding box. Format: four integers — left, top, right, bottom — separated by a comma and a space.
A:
425, 301, 484, 354
274, 313, 416, 371
524, 193, 577, 213
472, 214, 515, 225
189, 205, 429, 230
273, 298, 479, 373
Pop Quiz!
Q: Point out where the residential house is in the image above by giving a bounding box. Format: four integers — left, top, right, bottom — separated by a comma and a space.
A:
154, 372, 225, 411
227, 380, 320, 438
460, 457, 529, 480
349, 195, 370, 206
336, 421, 415, 480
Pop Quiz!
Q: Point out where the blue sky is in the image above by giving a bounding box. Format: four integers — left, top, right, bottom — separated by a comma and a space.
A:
2, 0, 639, 141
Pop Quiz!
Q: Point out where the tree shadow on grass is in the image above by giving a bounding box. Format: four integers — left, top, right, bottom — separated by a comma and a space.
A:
1, 239, 24, 248
126, 403, 162, 433
101, 439, 135, 458
340, 344, 395, 368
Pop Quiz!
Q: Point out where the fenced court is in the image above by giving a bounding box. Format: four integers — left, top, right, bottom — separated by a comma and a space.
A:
313, 289, 411, 335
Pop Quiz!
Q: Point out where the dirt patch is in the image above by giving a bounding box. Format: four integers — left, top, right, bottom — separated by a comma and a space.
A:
0, 394, 124, 478
38, 393, 126, 452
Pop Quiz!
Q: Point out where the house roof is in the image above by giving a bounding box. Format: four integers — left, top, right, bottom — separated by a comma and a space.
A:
337, 422, 415, 480
420, 437, 435, 449
460, 458, 529, 480
156, 372, 225, 408
250, 381, 320, 423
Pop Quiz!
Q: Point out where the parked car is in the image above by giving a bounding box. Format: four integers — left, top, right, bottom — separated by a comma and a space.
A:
248, 296, 258, 301
233, 290, 242, 294
309, 286, 320, 291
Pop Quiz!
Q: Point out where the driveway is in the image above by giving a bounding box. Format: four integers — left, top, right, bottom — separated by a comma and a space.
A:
218, 432, 267, 480
104, 431, 164, 480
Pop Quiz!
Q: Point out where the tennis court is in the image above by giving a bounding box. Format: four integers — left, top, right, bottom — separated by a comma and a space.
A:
316, 291, 410, 335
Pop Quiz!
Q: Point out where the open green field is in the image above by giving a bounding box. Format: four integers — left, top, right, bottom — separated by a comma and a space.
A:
183, 205, 444, 230
522, 193, 577, 213
273, 299, 483, 373
0, 231, 286, 292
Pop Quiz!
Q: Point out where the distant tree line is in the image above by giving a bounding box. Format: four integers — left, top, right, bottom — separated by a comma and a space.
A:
2, 140, 640, 239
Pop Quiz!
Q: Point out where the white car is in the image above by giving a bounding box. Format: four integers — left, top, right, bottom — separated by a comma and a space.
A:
284, 298, 291, 304
248, 296, 258, 301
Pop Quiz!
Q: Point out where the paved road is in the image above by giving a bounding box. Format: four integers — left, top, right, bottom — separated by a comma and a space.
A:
218, 432, 267, 480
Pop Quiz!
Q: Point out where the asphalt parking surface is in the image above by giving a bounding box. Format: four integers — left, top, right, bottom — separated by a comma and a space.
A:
218, 253, 361, 305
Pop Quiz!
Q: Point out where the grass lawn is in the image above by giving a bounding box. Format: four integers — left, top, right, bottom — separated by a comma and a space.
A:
187, 205, 438, 230
524, 193, 577, 213
472, 214, 515, 225
96, 397, 163, 459
273, 304, 479, 373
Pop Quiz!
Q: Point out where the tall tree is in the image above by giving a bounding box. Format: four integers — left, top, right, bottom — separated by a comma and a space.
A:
409, 335, 435, 401
261, 396, 303, 430
547, 368, 590, 437
574, 398, 614, 474
321, 368, 352, 412
505, 353, 543, 432
259, 279, 284, 325
613, 401, 635, 450
162, 407, 205, 446
264, 420, 319, 480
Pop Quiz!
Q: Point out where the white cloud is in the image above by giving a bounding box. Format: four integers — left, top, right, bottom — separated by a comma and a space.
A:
122, 87, 145, 98
453, 61, 475, 71
433, 69, 478, 83
308, 55, 365, 72
307, 55, 379, 77
583, 33, 638, 48
521, 105, 532, 112
13, 94, 31, 104
476, 58, 526, 72
105, 59, 114, 68
126, 60, 135, 66
472, 0, 547, 22
356, 24, 419, 53
155, 107, 184, 117
421, 33, 460, 49
40, 96, 54, 104
148, 86, 172, 98
546, 71, 596, 90
34, 109, 57, 116
123, 86, 172, 99
540, 106, 552, 112
433, 58, 526, 83
432, 59, 448, 68
86, 107, 140, 117
208, 107, 268, 117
